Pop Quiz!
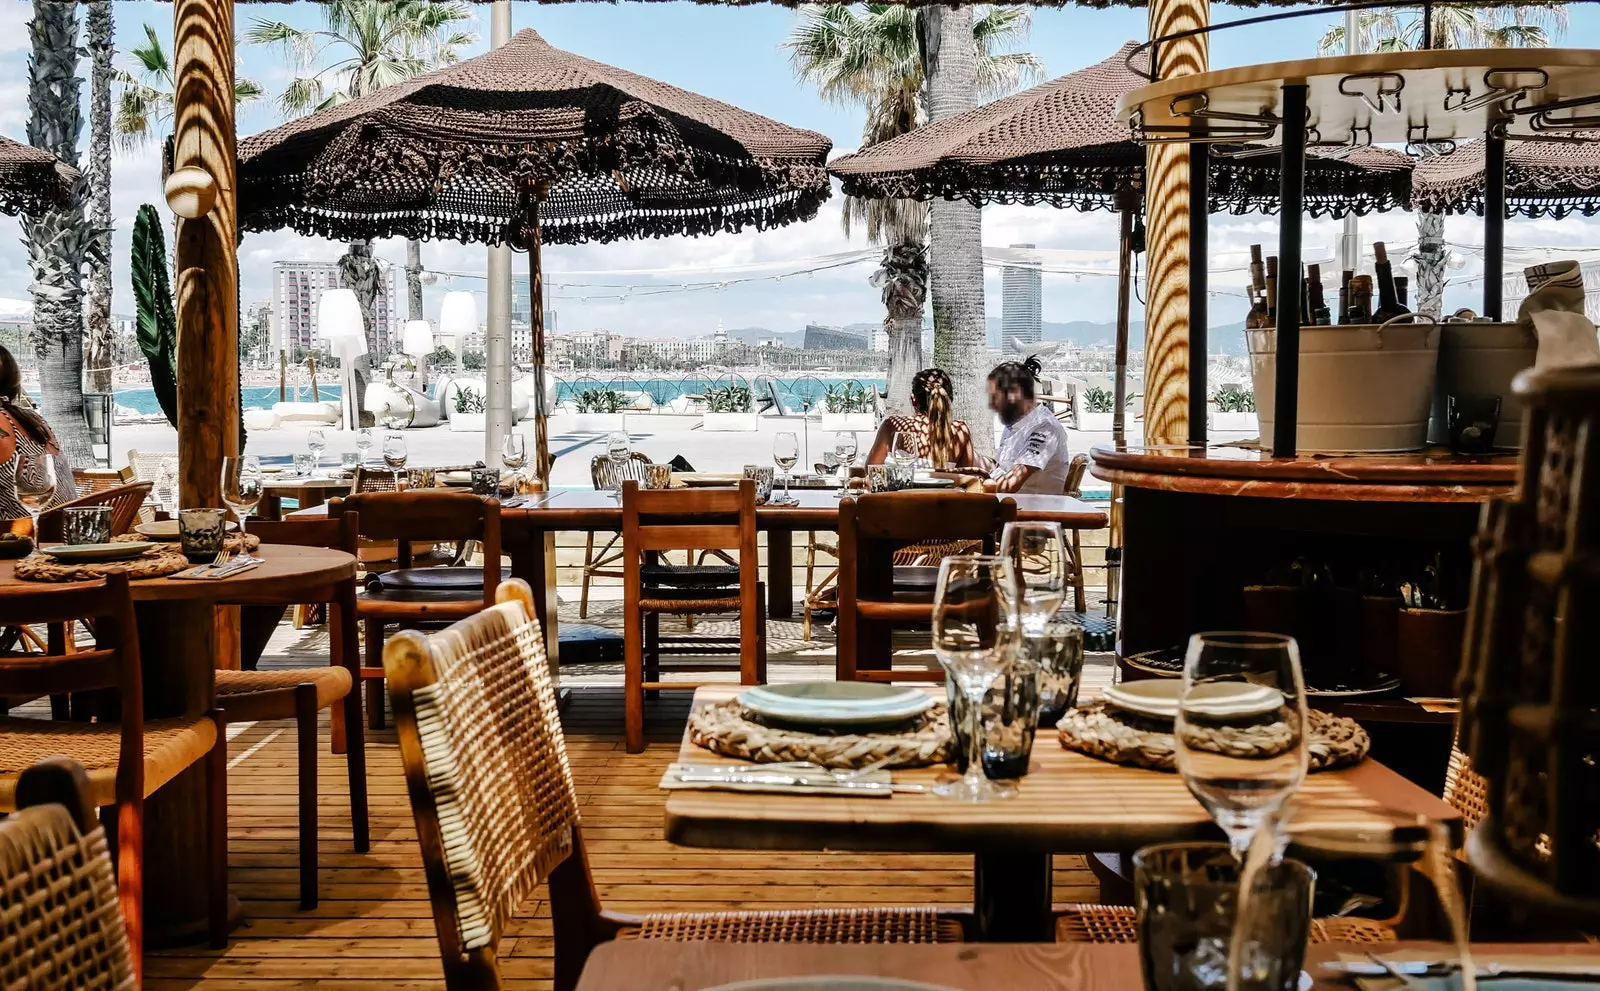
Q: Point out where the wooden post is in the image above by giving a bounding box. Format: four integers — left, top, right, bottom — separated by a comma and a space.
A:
171, 0, 238, 509
1140, 0, 1209, 444
529, 210, 549, 487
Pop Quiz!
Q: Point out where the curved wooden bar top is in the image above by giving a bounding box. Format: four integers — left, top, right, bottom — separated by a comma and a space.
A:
1090, 443, 1519, 503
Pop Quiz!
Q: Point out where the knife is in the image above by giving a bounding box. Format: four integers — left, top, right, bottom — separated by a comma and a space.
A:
675, 773, 922, 794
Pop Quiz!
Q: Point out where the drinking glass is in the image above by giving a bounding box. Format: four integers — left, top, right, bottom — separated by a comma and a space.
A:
606, 432, 630, 493
1175, 632, 1309, 859
221, 455, 263, 554
306, 429, 327, 476
179, 507, 226, 564
15, 450, 55, 541
292, 453, 314, 477
1000, 521, 1068, 633
773, 431, 799, 503
62, 506, 112, 545
890, 430, 917, 467
340, 451, 359, 471
833, 431, 857, 486
502, 433, 528, 470
383, 433, 408, 470
932, 554, 1020, 802
355, 427, 374, 462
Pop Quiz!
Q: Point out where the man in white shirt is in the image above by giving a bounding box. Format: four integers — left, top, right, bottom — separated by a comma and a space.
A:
982, 357, 1070, 494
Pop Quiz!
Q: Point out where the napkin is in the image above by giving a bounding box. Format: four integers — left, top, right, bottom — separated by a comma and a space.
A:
1519, 260, 1600, 372
1332, 950, 1600, 990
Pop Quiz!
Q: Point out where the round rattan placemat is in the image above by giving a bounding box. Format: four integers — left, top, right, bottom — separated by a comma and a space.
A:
688, 697, 953, 769
14, 532, 262, 583
1057, 701, 1369, 772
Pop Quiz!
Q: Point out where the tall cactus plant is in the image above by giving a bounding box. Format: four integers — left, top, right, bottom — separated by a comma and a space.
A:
131, 203, 177, 427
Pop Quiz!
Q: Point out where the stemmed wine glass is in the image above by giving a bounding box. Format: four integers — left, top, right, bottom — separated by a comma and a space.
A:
221, 455, 263, 558
1175, 632, 1309, 859
306, 429, 327, 477
932, 554, 1020, 802
999, 521, 1068, 633
890, 431, 917, 468
502, 433, 528, 471
773, 431, 798, 504
15, 450, 55, 543
833, 431, 857, 487
355, 428, 374, 464
382, 432, 408, 483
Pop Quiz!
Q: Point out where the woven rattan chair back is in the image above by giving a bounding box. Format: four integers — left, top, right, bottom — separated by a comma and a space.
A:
0, 758, 137, 991
1064, 454, 1089, 498
1444, 745, 1489, 832
351, 465, 402, 493
71, 466, 135, 495
36, 481, 155, 543
384, 579, 586, 989
334, 490, 502, 582
590, 451, 651, 491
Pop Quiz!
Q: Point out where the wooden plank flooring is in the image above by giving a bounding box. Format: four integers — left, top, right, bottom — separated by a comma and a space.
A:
147, 687, 1101, 990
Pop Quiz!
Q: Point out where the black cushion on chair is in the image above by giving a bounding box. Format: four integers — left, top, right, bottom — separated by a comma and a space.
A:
373, 567, 484, 592
640, 562, 740, 589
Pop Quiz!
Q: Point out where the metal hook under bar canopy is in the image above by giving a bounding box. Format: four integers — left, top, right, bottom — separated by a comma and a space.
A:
1444, 68, 1550, 115
1339, 72, 1406, 115
1129, 100, 1279, 144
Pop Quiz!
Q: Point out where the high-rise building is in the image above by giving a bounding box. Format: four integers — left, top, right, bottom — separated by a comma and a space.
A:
1001, 243, 1043, 349
271, 261, 397, 356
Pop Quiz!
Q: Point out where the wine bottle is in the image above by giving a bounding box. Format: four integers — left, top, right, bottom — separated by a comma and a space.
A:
1265, 256, 1279, 323
1371, 242, 1410, 322
1395, 275, 1409, 309
1338, 270, 1354, 326
1300, 270, 1311, 325
1349, 274, 1374, 323
1307, 264, 1330, 325
1245, 244, 1270, 328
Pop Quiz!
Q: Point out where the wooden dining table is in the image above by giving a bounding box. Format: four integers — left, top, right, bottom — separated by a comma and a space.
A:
665, 686, 1462, 943
0, 543, 358, 946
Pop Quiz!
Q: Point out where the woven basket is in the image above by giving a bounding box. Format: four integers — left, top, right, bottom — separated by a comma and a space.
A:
688, 698, 953, 769
1057, 701, 1369, 772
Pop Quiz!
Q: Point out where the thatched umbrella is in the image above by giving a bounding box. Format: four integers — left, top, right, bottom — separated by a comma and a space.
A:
239, 28, 832, 480
830, 41, 1414, 440
0, 134, 79, 217
1413, 136, 1600, 219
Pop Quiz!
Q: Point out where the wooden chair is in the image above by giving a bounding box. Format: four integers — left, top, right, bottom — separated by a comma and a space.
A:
578, 452, 651, 618
351, 465, 401, 493
0, 757, 138, 990
1062, 454, 1090, 615
332, 489, 501, 729
36, 481, 154, 543
212, 513, 370, 909
72, 464, 134, 494
384, 579, 963, 991
0, 575, 227, 974
836, 491, 1017, 683
620, 479, 765, 753
125, 449, 178, 517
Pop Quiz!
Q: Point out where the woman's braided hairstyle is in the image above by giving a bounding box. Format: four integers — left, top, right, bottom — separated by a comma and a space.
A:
910, 367, 957, 469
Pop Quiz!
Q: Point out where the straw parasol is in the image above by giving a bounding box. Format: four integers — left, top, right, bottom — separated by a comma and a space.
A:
0, 134, 80, 217
830, 42, 1414, 440
1412, 136, 1600, 219
239, 28, 832, 479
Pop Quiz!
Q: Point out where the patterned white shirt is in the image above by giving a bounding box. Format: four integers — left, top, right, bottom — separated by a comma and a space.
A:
989, 403, 1069, 493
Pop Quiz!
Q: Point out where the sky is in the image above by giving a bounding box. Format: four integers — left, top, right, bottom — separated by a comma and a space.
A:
0, 0, 1597, 343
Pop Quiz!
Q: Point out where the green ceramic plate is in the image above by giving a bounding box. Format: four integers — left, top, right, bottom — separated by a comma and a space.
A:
43, 542, 157, 562
739, 682, 933, 730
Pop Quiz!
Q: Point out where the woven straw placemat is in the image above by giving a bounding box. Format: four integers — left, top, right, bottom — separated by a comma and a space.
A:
14, 532, 262, 583
1057, 701, 1369, 773
688, 697, 953, 769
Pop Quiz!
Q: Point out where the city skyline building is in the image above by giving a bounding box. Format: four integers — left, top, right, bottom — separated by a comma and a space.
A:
271, 261, 398, 356
1001, 243, 1043, 348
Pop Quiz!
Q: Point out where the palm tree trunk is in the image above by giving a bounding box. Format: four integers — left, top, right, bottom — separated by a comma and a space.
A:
1414, 209, 1446, 319
24, 0, 93, 466
85, 0, 113, 396
921, 5, 990, 455
885, 315, 923, 416
405, 238, 424, 321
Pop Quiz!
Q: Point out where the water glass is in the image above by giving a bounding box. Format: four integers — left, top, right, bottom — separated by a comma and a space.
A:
1000, 521, 1068, 632
306, 428, 327, 475
179, 507, 227, 564
644, 463, 673, 490
947, 650, 1040, 780
340, 451, 359, 471
355, 427, 374, 461
741, 465, 775, 504
866, 464, 891, 493
1031, 621, 1086, 726
470, 467, 501, 496
1176, 633, 1309, 858
932, 554, 1020, 802
1135, 843, 1315, 991
292, 453, 315, 477
1448, 393, 1501, 454
62, 506, 112, 545
606, 432, 630, 492
887, 462, 915, 491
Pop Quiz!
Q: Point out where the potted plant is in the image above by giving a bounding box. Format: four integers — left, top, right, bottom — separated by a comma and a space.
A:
819, 381, 878, 432
570, 387, 629, 433
1075, 386, 1117, 432
1209, 383, 1259, 433
702, 384, 758, 431
449, 384, 488, 433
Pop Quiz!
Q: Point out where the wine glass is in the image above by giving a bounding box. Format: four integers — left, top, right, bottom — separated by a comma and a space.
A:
932, 554, 1020, 803
1175, 632, 1309, 859
220, 455, 263, 558
355, 427, 374, 463
773, 431, 799, 503
15, 450, 55, 543
306, 429, 327, 477
890, 430, 917, 468
606, 432, 630, 494
833, 431, 857, 487
999, 521, 1068, 633
502, 433, 527, 470
382, 432, 408, 476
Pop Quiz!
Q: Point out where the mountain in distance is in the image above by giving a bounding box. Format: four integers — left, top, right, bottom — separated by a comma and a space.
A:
988, 318, 1249, 356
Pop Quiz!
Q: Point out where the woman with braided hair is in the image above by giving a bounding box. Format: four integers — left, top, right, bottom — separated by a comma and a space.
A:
0, 344, 76, 525
866, 367, 977, 470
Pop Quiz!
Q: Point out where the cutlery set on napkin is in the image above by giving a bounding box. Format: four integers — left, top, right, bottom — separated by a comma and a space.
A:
1324, 951, 1600, 989
173, 557, 263, 581
659, 761, 924, 798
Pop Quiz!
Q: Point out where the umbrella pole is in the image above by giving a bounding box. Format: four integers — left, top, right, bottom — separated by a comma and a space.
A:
1111, 197, 1137, 445
529, 206, 550, 487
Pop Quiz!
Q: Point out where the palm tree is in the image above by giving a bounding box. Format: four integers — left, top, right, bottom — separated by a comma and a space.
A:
1319, 4, 1567, 318
84, 1, 112, 395
786, 4, 1036, 421
114, 24, 262, 150
24, 0, 94, 464
248, 0, 475, 331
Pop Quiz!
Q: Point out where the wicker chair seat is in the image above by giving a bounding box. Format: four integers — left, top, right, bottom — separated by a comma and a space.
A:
1055, 904, 1395, 945
639, 593, 742, 614
0, 716, 217, 809
627, 905, 963, 943
216, 666, 352, 709
361, 583, 485, 606
374, 567, 485, 592
641, 562, 740, 588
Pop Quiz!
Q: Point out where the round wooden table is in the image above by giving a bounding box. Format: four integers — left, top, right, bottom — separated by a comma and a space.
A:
0, 543, 357, 946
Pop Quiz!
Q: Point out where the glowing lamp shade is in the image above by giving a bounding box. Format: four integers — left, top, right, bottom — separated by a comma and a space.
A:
439, 291, 479, 340
402, 320, 434, 357
316, 288, 367, 361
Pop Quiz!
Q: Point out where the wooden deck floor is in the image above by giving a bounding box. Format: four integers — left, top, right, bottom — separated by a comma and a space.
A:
147, 687, 1100, 990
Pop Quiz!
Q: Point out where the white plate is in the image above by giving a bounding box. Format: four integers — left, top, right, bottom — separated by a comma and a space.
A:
134, 520, 238, 541
1103, 679, 1283, 721
740, 682, 933, 729
43, 542, 158, 562
910, 472, 955, 488
705, 980, 960, 991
